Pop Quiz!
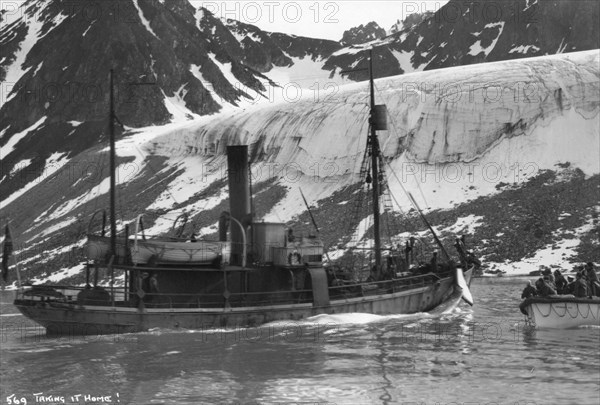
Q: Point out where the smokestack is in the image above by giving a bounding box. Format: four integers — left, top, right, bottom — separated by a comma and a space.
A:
227, 145, 251, 266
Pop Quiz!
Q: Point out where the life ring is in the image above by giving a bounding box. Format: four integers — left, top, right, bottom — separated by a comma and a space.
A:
288, 251, 302, 265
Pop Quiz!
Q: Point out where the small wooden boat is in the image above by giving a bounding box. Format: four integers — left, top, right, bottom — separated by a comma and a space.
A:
85, 208, 227, 265
85, 234, 128, 263
130, 239, 230, 265
519, 296, 600, 329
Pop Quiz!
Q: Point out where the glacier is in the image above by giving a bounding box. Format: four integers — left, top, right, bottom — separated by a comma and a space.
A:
135, 50, 599, 221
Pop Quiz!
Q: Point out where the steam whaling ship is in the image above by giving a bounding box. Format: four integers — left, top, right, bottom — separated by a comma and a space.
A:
13, 52, 476, 336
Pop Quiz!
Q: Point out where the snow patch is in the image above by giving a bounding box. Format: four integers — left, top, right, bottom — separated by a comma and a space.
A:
556, 38, 569, 54
207, 53, 238, 89
443, 215, 484, 235
133, 0, 158, 38
19, 239, 86, 268
347, 214, 374, 247
0, 1, 66, 106
266, 54, 349, 90
162, 88, 200, 122
509, 45, 541, 54
28, 217, 78, 242
524, 0, 539, 11
9, 158, 32, 175
331, 39, 381, 57
486, 219, 597, 276
195, 7, 204, 26
31, 263, 85, 284
82, 21, 95, 37
1, 151, 68, 208
468, 22, 505, 57
146, 155, 227, 211
0, 116, 46, 158
390, 50, 417, 74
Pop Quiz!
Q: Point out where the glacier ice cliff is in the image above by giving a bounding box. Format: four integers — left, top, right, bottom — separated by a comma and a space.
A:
141, 50, 599, 216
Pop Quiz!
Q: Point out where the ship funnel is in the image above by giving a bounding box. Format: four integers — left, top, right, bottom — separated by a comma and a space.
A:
227, 145, 251, 266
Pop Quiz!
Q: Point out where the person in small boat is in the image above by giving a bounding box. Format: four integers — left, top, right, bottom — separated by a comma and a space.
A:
541, 267, 556, 289
554, 270, 568, 294
584, 262, 599, 296
573, 272, 589, 298
534, 278, 544, 293
566, 276, 576, 294
537, 276, 557, 297
521, 280, 537, 299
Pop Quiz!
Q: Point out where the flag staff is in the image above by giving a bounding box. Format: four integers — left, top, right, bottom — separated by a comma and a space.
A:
2, 220, 22, 290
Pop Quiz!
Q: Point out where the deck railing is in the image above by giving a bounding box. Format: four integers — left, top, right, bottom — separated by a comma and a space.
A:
15, 271, 451, 309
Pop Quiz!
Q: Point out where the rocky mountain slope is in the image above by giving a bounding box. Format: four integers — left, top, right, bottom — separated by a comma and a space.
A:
325, 0, 600, 80
0, 0, 342, 198
1, 51, 598, 284
340, 22, 386, 46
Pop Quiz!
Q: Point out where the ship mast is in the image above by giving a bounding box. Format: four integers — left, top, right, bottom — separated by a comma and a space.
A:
109, 69, 117, 258
368, 50, 382, 270
107, 71, 155, 259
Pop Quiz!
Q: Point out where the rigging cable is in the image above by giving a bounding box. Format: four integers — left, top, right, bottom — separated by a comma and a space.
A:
374, 80, 430, 209
383, 158, 437, 256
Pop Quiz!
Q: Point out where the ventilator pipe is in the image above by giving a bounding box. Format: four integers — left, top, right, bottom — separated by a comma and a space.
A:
228, 215, 247, 268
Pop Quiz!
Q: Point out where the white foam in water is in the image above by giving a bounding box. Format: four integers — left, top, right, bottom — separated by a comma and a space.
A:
306, 313, 385, 325
306, 312, 441, 326
257, 305, 468, 329
20, 348, 54, 353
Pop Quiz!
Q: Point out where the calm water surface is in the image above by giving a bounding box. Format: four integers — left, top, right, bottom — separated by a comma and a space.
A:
1, 277, 599, 405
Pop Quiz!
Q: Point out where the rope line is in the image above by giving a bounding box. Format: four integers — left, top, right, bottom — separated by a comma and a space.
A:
534, 302, 599, 320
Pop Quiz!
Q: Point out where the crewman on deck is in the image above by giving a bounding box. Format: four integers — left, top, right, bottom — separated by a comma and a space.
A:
465, 249, 481, 268
366, 265, 378, 282
133, 272, 149, 308
147, 272, 160, 306
430, 251, 438, 273
521, 280, 538, 299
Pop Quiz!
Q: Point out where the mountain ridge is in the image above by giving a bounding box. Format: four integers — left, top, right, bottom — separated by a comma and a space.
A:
1, 50, 598, 284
